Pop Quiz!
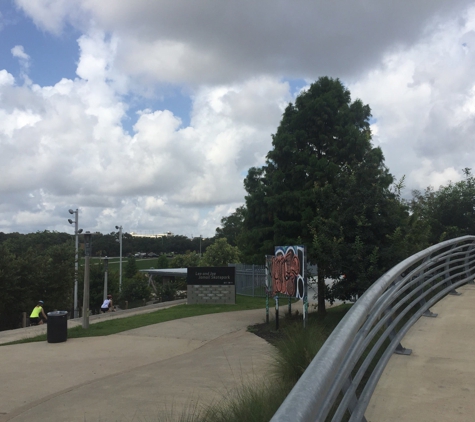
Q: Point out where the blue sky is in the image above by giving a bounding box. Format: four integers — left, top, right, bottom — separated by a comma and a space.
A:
1, 0, 475, 237
1, 2, 78, 85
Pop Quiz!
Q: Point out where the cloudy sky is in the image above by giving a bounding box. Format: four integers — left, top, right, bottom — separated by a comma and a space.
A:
1, 0, 475, 237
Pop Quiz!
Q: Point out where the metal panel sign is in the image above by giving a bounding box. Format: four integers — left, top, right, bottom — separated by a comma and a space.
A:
187, 267, 235, 285
272, 245, 305, 299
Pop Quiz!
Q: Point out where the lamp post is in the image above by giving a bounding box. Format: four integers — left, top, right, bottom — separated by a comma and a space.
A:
68, 209, 83, 318
103, 256, 109, 301
199, 234, 202, 258
82, 231, 93, 329
115, 225, 123, 291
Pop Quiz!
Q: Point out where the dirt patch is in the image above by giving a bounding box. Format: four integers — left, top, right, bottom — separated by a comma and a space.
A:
247, 322, 283, 345
247, 311, 304, 346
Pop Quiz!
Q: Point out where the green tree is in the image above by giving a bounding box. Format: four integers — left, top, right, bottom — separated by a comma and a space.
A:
242, 77, 409, 314
215, 206, 245, 246
201, 238, 241, 266
120, 273, 152, 303
156, 255, 169, 269
169, 251, 201, 268
0, 233, 75, 329
78, 261, 120, 312
124, 256, 139, 278
410, 168, 475, 244
0, 245, 25, 330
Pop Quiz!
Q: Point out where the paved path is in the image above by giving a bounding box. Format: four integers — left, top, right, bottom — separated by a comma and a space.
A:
0, 305, 274, 422
0, 300, 187, 345
366, 283, 475, 422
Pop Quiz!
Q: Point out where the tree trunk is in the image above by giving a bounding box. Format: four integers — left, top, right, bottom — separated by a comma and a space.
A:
317, 272, 326, 316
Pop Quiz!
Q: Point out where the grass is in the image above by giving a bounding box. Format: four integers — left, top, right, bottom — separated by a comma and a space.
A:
85, 257, 158, 271
272, 305, 352, 385
2, 295, 269, 345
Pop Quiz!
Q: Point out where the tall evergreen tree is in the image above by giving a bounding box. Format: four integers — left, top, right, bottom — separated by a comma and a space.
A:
242, 77, 408, 314
215, 206, 245, 247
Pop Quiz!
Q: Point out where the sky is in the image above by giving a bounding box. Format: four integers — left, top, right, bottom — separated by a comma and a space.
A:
1, 0, 475, 238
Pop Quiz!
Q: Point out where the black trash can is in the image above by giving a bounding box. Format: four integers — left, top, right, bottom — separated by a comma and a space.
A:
47, 311, 68, 343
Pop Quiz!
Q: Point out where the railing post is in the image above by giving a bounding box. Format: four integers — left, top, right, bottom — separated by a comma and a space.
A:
341, 377, 368, 422
417, 257, 438, 318
465, 243, 475, 284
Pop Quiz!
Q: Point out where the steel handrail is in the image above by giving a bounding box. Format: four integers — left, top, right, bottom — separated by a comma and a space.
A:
271, 236, 475, 422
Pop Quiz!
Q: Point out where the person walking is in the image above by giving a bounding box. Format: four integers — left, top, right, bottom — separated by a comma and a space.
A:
30, 301, 48, 326
101, 295, 113, 313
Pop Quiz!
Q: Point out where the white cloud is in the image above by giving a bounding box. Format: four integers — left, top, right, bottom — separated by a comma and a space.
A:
0, 28, 290, 235
11, 45, 30, 61
0, 70, 15, 86
350, 6, 475, 193
3, 0, 475, 239
14, 0, 82, 35
410, 161, 462, 190
11, 45, 31, 82
16, 0, 475, 85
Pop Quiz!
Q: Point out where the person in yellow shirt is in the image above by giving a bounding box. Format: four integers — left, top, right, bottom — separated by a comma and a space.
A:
30, 300, 48, 326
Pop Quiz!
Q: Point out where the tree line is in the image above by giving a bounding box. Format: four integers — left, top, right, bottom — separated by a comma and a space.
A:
0, 231, 240, 330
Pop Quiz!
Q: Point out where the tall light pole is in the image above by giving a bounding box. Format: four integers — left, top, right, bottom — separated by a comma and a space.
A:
115, 225, 123, 291
68, 209, 83, 319
199, 234, 202, 258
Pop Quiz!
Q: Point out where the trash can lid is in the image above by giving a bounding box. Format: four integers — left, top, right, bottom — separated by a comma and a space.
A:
47, 311, 68, 317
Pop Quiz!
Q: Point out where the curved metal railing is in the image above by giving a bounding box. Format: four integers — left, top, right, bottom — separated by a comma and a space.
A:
271, 236, 475, 422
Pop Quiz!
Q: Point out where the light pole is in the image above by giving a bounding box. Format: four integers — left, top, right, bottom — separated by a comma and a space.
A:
82, 231, 93, 329
68, 209, 83, 318
115, 225, 123, 291
103, 256, 109, 301
199, 234, 202, 258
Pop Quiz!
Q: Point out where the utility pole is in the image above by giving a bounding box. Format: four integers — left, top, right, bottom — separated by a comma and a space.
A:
115, 225, 123, 291
68, 209, 83, 318
82, 231, 93, 329
103, 256, 109, 301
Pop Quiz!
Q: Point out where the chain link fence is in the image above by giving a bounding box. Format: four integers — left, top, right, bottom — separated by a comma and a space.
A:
229, 263, 268, 297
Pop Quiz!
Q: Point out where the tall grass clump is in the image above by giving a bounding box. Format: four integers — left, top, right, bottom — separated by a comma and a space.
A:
154, 399, 205, 422
272, 320, 328, 385
155, 382, 290, 422
272, 304, 352, 385
201, 381, 290, 422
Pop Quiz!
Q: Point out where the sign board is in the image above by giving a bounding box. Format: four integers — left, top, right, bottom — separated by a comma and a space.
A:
187, 267, 235, 304
272, 245, 305, 299
187, 267, 235, 285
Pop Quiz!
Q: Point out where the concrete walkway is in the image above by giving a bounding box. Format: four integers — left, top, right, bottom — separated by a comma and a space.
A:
366, 283, 475, 422
0, 304, 274, 422
0, 300, 187, 345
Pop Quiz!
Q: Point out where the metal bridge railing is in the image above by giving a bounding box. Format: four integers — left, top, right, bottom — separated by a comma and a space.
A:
271, 236, 475, 422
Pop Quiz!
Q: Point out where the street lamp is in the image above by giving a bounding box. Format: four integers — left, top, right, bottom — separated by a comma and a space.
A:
115, 225, 123, 291
68, 209, 83, 319
82, 231, 93, 329
199, 234, 202, 258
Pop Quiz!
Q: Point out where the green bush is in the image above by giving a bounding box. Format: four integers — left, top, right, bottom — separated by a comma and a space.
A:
120, 273, 151, 304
